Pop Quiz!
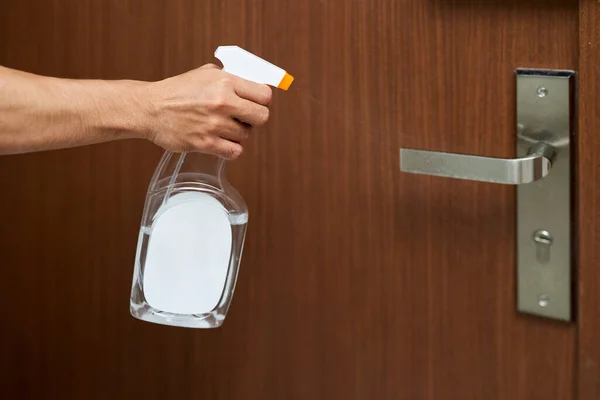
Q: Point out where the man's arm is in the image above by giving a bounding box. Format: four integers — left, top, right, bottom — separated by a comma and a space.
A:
0, 64, 272, 159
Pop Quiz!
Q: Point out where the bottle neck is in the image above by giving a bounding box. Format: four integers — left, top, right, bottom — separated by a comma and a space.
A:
214, 156, 226, 185
153, 151, 230, 196
189, 153, 227, 188
212, 155, 226, 178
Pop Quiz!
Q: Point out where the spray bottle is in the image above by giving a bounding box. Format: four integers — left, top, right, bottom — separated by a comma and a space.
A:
130, 46, 293, 328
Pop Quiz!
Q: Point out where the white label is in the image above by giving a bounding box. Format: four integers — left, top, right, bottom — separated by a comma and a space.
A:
143, 192, 232, 314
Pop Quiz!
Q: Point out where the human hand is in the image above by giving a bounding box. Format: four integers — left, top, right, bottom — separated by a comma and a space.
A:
143, 64, 272, 159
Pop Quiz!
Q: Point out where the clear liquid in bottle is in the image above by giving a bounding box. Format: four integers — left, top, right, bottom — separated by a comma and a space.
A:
130, 152, 247, 328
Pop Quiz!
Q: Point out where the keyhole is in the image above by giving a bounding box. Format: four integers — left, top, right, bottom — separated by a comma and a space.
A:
532, 230, 553, 265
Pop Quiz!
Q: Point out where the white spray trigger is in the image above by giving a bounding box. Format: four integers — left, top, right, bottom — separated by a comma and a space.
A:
214, 46, 294, 90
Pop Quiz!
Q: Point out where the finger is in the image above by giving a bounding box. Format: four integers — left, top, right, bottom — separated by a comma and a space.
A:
230, 98, 270, 127
217, 118, 252, 142
200, 63, 220, 70
212, 138, 243, 160
233, 78, 273, 106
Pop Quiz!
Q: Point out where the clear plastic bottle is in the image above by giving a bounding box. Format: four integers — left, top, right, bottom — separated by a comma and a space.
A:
129, 46, 293, 328
130, 151, 247, 328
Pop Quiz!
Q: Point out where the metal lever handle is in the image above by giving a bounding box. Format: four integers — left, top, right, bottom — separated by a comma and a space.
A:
399, 142, 556, 185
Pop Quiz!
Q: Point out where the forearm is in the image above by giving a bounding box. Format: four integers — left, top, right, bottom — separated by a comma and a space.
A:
0, 66, 151, 154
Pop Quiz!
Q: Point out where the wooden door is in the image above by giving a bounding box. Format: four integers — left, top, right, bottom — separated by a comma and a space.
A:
1, 0, 599, 399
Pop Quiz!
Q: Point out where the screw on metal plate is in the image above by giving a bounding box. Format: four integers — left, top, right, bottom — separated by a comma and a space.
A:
536, 87, 548, 97
538, 294, 550, 308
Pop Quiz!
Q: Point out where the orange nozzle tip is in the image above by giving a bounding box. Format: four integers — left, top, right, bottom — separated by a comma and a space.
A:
277, 73, 294, 90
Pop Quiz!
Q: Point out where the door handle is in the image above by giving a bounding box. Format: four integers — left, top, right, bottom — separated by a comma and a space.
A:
400, 141, 556, 185
398, 68, 576, 323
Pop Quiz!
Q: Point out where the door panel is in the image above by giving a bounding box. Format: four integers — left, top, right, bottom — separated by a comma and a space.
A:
0, 1, 581, 399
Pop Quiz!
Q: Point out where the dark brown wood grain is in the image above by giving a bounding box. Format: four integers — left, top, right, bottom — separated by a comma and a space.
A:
578, 1, 600, 398
0, 1, 581, 399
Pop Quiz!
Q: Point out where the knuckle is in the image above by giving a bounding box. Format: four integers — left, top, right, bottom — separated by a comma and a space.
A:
238, 127, 250, 141
259, 107, 270, 124
252, 107, 269, 126
261, 86, 273, 104
221, 145, 243, 160
218, 76, 236, 89
179, 139, 196, 153
208, 92, 230, 110
184, 135, 215, 153
199, 135, 217, 150
207, 116, 225, 132
200, 63, 220, 70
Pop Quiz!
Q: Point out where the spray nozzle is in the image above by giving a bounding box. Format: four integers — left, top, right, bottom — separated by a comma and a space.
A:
214, 46, 294, 90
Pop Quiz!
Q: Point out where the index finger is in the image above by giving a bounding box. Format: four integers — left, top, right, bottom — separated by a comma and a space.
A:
233, 77, 273, 106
